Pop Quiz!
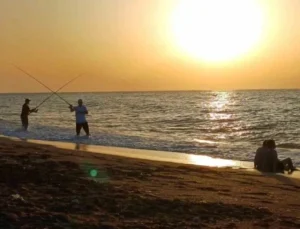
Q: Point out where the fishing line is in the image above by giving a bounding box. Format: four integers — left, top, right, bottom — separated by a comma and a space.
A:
13, 64, 73, 106
35, 74, 83, 109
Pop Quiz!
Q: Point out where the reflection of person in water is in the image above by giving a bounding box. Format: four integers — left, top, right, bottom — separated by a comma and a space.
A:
74, 143, 87, 151
254, 140, 296, 174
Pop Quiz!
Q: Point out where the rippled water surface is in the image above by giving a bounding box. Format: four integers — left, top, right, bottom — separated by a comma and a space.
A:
1, 90, 300, 165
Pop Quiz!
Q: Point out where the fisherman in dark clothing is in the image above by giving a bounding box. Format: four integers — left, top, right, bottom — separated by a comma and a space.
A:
21, 98, 38, 131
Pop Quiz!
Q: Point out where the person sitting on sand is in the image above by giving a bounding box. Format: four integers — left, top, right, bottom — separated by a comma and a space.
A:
254, 140, 268, 171
20, 98, 38, 131
254, 140, 296, 173
266, 140, 295, 174
69, 99, 90, 136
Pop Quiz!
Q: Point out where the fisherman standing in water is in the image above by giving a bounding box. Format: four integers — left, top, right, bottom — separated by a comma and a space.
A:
69, 99, 90, 136
20, 98, 38, 131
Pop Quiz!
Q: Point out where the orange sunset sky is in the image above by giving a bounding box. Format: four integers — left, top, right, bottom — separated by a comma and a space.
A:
0, 0, 300, 93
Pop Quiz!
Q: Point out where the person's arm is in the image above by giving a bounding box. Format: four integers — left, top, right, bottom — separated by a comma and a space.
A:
26, 106, 37, 115
272, 150, 278, 173
76, 107, 88, 114
30, 108, 38, 113
272, 161, 277, 173
254, 151, 258, 168
69, 105, 75, 112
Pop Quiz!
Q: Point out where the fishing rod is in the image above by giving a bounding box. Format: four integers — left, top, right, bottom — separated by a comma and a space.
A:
35, 74, 83, 109
13, 64, 72, 106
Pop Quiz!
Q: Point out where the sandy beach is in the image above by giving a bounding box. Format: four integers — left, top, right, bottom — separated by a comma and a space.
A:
0, 137, 299, 229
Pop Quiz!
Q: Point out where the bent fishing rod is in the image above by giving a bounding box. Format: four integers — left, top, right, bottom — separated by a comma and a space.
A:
13, 64, 73, 106
35, 73, 83, 109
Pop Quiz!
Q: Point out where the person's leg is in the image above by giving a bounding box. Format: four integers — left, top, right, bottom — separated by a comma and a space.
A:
276, 161, 285, 173
82, 122, 90, 136
24, 118, 28, 131
21, 116, 25, 129
76, 123, 82, 136
281, 158, 295, 171
21, 116, 29, 131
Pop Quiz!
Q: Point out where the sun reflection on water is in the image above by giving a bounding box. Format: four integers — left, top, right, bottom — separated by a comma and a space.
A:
209, 92, 232, 111
189, 154, 237, 167
208, 92, 235, 123
204, 91, 238, 141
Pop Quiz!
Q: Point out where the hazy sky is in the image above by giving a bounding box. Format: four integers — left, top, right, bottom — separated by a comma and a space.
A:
1, 0, 300, 93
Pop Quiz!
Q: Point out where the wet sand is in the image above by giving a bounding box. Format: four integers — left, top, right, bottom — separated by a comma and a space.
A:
0, 137, 299, 228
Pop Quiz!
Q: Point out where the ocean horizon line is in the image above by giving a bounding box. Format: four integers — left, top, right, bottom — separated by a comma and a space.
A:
1, 88, 300, 95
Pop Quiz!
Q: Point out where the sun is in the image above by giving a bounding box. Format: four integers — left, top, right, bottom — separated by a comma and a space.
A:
171, 0, 265, 63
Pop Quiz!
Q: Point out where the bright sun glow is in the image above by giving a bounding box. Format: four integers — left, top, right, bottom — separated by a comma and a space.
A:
171, 0, 265, 62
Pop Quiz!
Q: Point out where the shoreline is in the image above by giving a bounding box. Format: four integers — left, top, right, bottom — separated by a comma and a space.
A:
2, 135, 300, 180
0, 137, 299, 228
1, 135, 252, 168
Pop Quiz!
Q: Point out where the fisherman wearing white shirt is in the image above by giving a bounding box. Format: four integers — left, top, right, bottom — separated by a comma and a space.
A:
69, 99, 90, 136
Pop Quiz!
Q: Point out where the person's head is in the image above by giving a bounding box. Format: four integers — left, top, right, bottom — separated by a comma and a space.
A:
267, 139, 276, 150
78, 99, 83, 106
262, 140, 269, 147
25, 98, 30, 104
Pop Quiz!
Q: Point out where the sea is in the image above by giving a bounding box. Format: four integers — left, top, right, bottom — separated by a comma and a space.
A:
0, 90, 300, 166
